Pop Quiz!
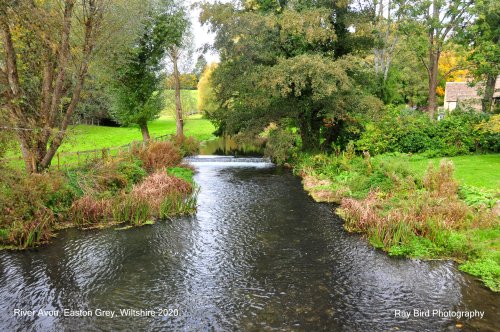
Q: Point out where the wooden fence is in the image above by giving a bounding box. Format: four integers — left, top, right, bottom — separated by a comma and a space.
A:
3, 134, 170, 171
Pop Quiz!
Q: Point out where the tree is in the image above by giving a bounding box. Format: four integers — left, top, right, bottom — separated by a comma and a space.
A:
0, 0, 114, 173
408, 0, 473, 117
197, 63, 218, 114
200, 1, 381, 150
166, 73, 197, 89
111, 0, 189, 140
458, 0, 499, 113
371, 0, 411, 102
166, 28, 193, 138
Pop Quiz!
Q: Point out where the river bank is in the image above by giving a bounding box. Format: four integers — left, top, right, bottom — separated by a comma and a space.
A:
292, 151, 500, 291
0, 140, 198, 250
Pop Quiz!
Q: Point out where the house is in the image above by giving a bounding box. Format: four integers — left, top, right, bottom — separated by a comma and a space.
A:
443, 79, 500, 111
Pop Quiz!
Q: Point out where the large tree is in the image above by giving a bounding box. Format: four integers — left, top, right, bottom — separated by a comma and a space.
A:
0, 0, 142, 173
458, 0, 499, 113
200, 0, 380, 150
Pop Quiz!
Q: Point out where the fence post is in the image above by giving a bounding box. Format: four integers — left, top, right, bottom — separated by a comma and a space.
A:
77, 152, 80, 166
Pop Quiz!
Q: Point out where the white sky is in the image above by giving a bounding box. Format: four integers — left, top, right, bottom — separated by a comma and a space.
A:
187, 0, 221, 64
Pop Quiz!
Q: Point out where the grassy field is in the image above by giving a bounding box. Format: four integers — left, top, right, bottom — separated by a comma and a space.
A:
59, 115, 214, 153
408, 154, 500, 191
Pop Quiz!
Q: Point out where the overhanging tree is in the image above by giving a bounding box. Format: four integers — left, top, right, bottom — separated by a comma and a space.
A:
200, 0, 380, 150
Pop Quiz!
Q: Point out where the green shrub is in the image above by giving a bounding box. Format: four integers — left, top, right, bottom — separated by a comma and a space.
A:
264, 128, 299, 165
458, 185, 498, 209
117, 158, 147, 186
356, 107, 500, 156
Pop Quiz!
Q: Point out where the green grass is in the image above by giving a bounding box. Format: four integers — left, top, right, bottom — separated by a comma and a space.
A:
5, 115, 215, 169
59, 116, 214, 153
408, 154, 500, 191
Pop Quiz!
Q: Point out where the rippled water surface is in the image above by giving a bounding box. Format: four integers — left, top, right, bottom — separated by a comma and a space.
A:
0, 158, 498, 331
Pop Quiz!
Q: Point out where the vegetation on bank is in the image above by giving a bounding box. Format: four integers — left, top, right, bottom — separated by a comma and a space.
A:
260, 108, 500, 291
288, 151, 500, 291
0, 139, 199, 250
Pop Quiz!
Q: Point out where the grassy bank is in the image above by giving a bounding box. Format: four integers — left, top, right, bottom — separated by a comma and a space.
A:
0, 139, 199, 250
293, 151, 500, 291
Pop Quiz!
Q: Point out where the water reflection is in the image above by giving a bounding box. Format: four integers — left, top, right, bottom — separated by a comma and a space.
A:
199, 136, 264, 156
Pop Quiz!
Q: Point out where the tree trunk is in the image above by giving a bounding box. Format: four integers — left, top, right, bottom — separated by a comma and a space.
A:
299, 111, 321, 151
427, 50, 440, 119
172, 47, 184, 137
140, 122, 150, 141
482, 74, 497, 113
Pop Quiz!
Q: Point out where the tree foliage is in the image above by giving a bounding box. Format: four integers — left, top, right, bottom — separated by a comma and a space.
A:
0, 0, 138, 172
200, 0, 381, 151
110, 0, 189, 140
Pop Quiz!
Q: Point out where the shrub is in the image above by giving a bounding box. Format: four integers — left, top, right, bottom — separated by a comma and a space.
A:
458, 185, 498, 209
264, 128, 298, 165
136, 141, 182, 172
355, 107, 500, 156
170, 135, 200, 156
0, 171, 69, 247
117, 158, 147, 186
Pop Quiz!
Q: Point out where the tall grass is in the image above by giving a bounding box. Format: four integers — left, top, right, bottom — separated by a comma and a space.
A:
338, 160, 497, 251
112, 196, 152, 226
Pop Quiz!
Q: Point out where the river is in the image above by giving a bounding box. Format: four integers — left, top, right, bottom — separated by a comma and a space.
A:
0, 157, 498, 331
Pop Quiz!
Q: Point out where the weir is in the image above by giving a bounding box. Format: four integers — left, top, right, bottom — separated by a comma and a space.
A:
184, 155, 273, 164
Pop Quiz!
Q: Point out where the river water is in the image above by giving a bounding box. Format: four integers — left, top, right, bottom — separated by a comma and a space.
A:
0, 157, 498, 331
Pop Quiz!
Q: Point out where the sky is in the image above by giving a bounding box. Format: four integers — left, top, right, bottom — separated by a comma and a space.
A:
187, 0, 221, 64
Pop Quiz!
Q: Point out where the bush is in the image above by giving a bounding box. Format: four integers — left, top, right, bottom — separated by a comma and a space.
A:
0, 171, 67, 247
136, 141, 182, 172
170, 135, 200, 156
264, 128, 299, 165
355, 107, 500, 156
117, 158, 147, 186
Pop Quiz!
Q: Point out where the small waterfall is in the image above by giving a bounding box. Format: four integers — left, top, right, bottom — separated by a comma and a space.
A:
184, 155, 273, 165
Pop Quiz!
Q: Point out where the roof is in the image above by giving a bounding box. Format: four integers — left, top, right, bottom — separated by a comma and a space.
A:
445, 79, 500, 102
